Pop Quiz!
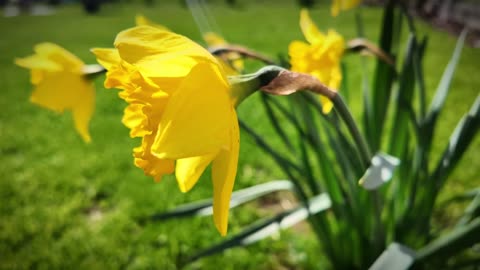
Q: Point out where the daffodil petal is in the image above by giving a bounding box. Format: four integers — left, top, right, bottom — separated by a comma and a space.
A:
134, 134, 175, 182
203, 32, 227, 47
212, 110, 239, 236
15, 55, 62, 71
331, 0, 341, 17
72, 82, 95, 143
30, 70, 45, 85
29, 72, 94, 142
320, 96, 334, 114
34, 43, 84, 71
151, 63, 231, 159
91, 48, 121, 70
300, 9, 325, 45
122, 103, 152, 138
114, 26, 218, 78
176, 153, 217, 193
30, 72, 79, 112
331, 0, 361, 17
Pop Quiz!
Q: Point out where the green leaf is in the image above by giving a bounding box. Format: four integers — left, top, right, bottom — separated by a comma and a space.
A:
441, 188, 480, 206
426, 30, 467, 121
422, 30, 467, 151
368, 243, 416, 270
260, 94, 295, 152
239, 120, 311, 203
367, 0, 400, 151
415, 218, 480, 265
456, 192, 480, 227
146, 180, 295, 221
239, 120, 302, 176
430, 95, 480, 191
183, 193, 332, 264
388, 34, 417, 157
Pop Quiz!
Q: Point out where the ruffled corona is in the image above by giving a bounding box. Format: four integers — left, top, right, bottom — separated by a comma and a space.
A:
289, 9, 345, 114
92, 26, 239, 236
15, 43, 95, 142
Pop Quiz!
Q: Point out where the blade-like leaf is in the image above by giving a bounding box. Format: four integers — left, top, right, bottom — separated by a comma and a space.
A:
261, 93, 295, 152
431, 95, 480, 191
388, 34, 417, 157
367, 0, 400, 151
422, 29, 467, 154
368, 243, 416, 270
415, 218, 480, 265
426, 29, 467, 120
441, 188, 480, 206
240, 120, 311, 203
146, 180, 295, 221
456, 192, 480, 227
183, 193, 332, 264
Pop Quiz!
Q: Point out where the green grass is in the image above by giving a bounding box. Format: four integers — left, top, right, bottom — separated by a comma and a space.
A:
0, 1, 479, 269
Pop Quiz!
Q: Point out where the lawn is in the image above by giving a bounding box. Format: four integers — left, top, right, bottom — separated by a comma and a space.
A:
0, 0, 479, 269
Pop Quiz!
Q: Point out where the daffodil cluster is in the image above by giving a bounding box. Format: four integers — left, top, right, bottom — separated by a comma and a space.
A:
92, 26, 239, 235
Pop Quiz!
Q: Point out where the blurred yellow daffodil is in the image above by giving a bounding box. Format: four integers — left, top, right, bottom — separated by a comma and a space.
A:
92, 26, 239, 236
331, 0, 361, 17
15, 43, 95, 142
289, 9, 345, 113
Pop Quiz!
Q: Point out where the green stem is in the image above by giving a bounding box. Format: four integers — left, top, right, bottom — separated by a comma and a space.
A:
229, 65, 284, 107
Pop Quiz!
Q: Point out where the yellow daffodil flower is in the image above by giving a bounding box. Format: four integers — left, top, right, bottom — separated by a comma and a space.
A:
15, 43, 95, 142
331, 0, 361, 17
289, 9, 345, 114
92, 26, 239, 236
135, 14, 170, 31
